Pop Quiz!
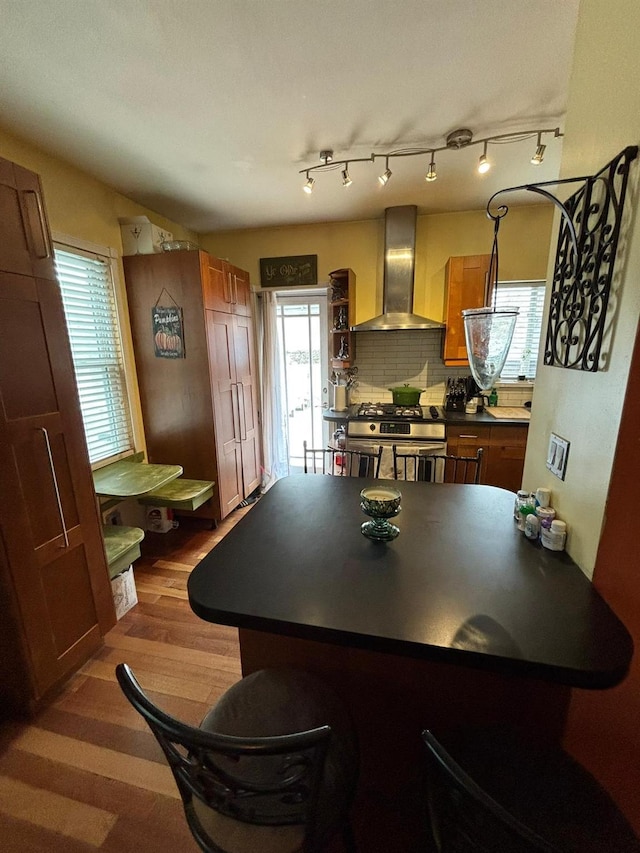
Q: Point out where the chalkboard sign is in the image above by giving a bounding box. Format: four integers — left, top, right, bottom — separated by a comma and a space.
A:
260, 255, 318, 287
152, 305, 185, 359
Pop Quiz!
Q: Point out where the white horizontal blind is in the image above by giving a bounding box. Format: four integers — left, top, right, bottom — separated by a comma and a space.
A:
54, 247, 134, 464
494, 280, 546, 379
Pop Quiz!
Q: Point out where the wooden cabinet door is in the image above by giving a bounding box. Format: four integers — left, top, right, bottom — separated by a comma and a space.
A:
203, 255, 232, 312
445, 425, 491, 483
233, 314, 262, 496
0, 161, 115, 703
485, 426, 528, 492
0, 158, 56, 281
203, 257, 251, 316
443, 255, 491, 366
229, 264, 251, 316
206, 310, 243, 517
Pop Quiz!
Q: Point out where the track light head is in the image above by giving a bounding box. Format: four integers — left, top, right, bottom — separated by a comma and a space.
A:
477, 143, 491, 174
303, 173, 315, 194
425, 153, 437, 182
341, 167, 352, 187
379, 159, 392, 185
531, 143, 546, 165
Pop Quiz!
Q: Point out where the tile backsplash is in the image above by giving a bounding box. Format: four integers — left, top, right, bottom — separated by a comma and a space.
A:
347, 330, 534, 407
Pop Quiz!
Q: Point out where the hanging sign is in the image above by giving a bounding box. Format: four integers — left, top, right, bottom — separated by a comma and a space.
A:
259, 255, 317, 287
152, 305, 185, 359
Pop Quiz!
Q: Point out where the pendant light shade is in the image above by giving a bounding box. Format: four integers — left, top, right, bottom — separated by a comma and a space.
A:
463, 306, 519, 390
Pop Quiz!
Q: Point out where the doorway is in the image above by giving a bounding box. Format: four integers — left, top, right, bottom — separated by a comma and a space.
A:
276, 292, 329, 472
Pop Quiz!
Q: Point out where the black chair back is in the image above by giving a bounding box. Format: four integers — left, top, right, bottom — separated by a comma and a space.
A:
116, 663, 333, 853
303, 441, 382, 477
422, 730, 559, 852
393, 447, 483, 483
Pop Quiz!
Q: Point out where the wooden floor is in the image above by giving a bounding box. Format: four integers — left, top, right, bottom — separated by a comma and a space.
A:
0, 507, 254, 853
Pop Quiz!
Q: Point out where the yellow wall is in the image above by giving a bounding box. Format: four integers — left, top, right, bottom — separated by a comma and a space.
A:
0, 125, 199, 454
522, 0, 640, 577
201, 205, 554, 325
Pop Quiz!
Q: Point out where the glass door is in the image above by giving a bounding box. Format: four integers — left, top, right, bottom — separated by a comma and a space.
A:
276, 292, 329, 473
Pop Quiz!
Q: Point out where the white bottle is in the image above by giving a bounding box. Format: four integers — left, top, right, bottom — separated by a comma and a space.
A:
541, 519, 567, 551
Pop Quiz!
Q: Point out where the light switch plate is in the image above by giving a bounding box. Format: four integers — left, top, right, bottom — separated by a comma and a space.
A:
547, 432, 570, 480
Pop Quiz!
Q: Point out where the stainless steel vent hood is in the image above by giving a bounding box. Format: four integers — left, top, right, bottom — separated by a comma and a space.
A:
351, 205, 444, 332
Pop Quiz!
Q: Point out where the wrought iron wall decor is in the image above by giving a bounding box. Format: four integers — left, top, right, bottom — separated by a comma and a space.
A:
485, 145, 638, 373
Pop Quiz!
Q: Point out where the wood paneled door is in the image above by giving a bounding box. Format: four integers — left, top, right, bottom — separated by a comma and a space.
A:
0, 156, 115, 716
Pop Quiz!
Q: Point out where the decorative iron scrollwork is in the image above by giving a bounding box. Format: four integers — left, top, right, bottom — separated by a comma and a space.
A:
485, 146, 637, 373
544, 146, 637, 370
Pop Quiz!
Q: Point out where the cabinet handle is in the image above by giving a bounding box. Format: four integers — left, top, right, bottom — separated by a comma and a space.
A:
38, 427, 70, 548
230, 383, 241, 444
227, 272, 234, 304
237, 382, 247, 440
23, 190, 52, 259
232, 274, 238, 304
459, 434, 479, 439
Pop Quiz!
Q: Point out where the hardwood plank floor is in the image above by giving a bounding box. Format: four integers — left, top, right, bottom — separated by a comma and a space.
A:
0, 508, 252, 853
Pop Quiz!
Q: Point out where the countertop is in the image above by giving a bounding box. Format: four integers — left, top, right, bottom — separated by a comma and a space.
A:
324, 406, 531, 426
188, 475, 632, 689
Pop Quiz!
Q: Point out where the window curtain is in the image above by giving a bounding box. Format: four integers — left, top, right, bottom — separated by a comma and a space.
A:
259, 290, 289, 488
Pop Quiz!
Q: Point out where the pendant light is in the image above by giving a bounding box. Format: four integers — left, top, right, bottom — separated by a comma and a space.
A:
463, 215, 518, 390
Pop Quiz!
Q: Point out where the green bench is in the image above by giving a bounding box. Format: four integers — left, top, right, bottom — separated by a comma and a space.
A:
136, 478, 215, 512
102, 524, 145, 580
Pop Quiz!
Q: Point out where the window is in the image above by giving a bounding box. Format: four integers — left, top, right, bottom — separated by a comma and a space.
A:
54, 243, 135, 465
494, 280, 546, 380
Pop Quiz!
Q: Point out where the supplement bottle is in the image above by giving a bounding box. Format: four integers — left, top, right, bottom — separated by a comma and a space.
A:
541, 519, 567, 551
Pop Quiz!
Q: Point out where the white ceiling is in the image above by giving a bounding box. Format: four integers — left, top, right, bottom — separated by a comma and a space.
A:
0, 0, 580, 233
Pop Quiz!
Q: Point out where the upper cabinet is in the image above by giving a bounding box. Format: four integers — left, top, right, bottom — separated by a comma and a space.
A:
442, 255, 491, 366
328, 268, 356, 370
204, 255, 251, 316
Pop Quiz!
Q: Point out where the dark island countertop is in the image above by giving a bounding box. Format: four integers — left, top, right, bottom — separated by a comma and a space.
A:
188, 475, 632, 690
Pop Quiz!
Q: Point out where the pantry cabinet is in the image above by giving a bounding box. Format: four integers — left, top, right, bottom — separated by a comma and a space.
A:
446, 423, 527, 492
442, 255, 491, 366
0, 156, 116, 716
123, 250, 261, 522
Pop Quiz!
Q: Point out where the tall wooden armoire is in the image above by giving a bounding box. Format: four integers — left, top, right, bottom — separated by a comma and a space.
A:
0, 156, 116, 717
123, 250, 262, 522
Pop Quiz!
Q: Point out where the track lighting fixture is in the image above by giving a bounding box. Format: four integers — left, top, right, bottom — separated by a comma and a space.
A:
531, 133, 546, 165
378, 158, 392, 186
425, 152, 437, 182
298, 126, 562, 191
477, 142, 491, 174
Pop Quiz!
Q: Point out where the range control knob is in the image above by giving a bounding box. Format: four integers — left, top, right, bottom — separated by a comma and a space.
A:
369, 424, 376, 432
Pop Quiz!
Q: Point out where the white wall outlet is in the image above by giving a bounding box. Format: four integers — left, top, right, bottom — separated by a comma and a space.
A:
547, 433, 570, 480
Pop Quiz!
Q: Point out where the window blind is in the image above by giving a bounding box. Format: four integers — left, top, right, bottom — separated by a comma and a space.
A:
54, 247, 134, 464
494, 280, 546, 379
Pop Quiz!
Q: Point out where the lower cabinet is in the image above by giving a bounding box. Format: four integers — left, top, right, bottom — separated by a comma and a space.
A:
446, 423, 528, 493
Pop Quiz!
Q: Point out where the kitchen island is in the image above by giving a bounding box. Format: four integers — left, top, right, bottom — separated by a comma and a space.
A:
188, 475, 632, 850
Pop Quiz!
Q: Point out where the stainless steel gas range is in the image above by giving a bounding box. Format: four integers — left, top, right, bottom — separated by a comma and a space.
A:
346, 403, 447, 480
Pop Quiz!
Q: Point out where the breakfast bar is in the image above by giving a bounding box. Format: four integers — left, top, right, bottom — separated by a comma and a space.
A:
188, 475, 633, 849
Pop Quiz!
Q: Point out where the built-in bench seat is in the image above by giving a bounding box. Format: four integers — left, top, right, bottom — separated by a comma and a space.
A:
136, 478, 214, 512
102, 524, 145, 580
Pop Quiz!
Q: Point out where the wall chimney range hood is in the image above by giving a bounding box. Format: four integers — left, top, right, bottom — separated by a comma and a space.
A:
351, 205, 444, 332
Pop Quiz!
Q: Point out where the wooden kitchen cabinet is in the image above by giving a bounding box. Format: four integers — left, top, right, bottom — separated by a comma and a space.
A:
123, 250, 261, 522
328, 268, 356, 370
203, 254, 251, 316
484, 425, 528, 492
0, 156, 116, 717
442, 255, 491, 366
446, 422, 528, 492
